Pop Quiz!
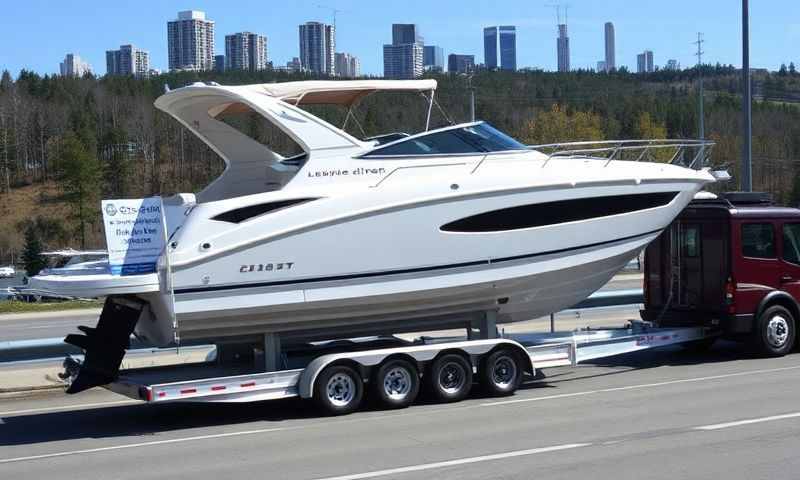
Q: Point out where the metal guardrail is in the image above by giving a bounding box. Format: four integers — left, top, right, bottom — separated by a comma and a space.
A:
0, 289, 645, 363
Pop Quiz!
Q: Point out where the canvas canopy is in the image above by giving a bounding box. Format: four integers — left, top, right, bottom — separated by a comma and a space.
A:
257, 79, 438, 107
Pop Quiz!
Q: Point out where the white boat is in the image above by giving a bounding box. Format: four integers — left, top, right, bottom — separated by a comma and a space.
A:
31, 80, 717, 351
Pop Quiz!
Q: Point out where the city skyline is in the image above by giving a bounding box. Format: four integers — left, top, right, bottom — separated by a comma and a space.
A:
2, 0, 799, 77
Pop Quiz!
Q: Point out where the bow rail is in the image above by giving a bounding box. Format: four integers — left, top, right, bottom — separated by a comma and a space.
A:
529, 139, 715, 170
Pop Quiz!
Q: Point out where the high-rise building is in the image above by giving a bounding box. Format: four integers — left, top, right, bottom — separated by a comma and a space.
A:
167, 10, 215, 71
392, 24, 423, 46
383, 24, 423, 79
448, 54, 475, 74
299, 21, 335, 75
59, 53, 92, 77
214, 55, 226, 72
557, 24, 570, 72
423, 45, 444, 71
666, 59, 680, 71
604, 22, 615, 72
335, 52, 360, 78
225, 32, 268, 71
483, 27, 498, 70
499, 26, 517, 71
484, 26, 516, 71
637, 50, 654, 73
285, 57, 302, 73
106, 45, 150, 77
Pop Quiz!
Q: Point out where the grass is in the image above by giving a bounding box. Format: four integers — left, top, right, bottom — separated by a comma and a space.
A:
0, 299, 101, 314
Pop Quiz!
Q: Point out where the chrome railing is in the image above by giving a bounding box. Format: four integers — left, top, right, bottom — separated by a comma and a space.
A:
529, 139, 715, 170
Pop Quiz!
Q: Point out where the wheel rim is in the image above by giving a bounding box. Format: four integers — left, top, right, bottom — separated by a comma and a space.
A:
383, 366, 413, 400
766, 315, 790, 348
491, 355, 517, 389
326, 373, 356, 407
438, 361, 467, 394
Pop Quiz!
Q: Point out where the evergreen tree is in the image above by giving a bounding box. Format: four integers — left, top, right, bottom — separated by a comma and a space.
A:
779, 64, 788, 76
59, 131, 101, 249
21, 226, 47, 277
789, 173, 800, 207
790, 62, 797, 76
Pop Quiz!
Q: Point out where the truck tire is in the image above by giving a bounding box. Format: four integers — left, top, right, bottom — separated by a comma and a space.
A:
754, 305, 796, 357
480, 349, 523, 396
373, 359, 420, 409
314, 365, 364, 415
425, 353, 472, 403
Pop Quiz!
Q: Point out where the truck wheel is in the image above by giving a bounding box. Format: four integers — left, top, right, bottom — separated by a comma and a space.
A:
481, 349, 523, 396
314, 365, 364, 415
754, 305, 796, 357
426, 354, 472, 403
373, 359, 420, 409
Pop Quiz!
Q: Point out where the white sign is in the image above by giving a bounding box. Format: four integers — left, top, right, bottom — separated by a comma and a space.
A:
101, 197, 166, 276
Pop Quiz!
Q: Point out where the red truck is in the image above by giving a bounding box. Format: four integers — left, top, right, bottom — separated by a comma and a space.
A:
642, 192, 799, 356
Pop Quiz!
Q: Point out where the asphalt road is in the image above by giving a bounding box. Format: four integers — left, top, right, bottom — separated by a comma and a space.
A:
1, 341, 798, 479
0, 273, 644, 342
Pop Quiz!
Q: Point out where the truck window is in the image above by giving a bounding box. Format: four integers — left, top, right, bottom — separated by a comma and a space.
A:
741, 223, 776, 259
783, 224, 800, 265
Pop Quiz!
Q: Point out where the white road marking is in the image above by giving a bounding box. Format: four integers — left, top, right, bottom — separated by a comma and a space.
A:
0, 400, 139, 417
311, 443, 591, 480
0, 427, 289, 464
695, 412, 800, 431
483, 364, 800, 406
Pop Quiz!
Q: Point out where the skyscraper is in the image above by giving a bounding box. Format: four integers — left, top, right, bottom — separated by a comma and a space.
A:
225, 32, 268, 71
106, 45, 150, 77
423, 45, 444, 71
299, 22, 335, 75
666, 59, 680, 71
59, 53, 92, 77
499, 26, 517, 71
637, 50, 654, 73
448, 54, 475, 74
557, 24, 570, 72
167, 10, 215, 72
484, 26, 516, 71
214, 55, 226, 72
335, 52, 360, 77
383, 24, 423, 79
483, 27, 497, 70
604, 22, 615, 72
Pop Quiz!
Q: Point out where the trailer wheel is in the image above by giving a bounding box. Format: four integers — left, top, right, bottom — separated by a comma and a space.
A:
754, 305, 796, 357
426, 354, 472, 403
314, 365, 364, 415
373, 359, 420, 409
481, 349, 523, 396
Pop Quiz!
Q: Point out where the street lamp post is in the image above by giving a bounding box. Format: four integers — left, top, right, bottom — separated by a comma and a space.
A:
741, 0, 753, 191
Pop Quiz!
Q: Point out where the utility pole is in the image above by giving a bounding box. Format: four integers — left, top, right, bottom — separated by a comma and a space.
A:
694, 33, 705, 140
742, 0, 753, 191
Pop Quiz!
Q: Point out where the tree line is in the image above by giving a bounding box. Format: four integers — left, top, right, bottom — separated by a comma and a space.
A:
2, 65, 800, 265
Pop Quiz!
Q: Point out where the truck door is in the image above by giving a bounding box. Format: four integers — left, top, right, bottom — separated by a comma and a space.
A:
674, 223, 703, 308
778, 222, 800, 300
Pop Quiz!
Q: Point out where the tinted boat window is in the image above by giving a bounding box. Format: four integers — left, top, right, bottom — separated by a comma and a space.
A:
441, 192, 679, 233
363, 122, 527, 157
741, 223, 776, 259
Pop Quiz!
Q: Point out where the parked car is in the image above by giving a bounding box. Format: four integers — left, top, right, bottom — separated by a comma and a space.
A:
642, 192, 798, 356
0, 266, 16, 278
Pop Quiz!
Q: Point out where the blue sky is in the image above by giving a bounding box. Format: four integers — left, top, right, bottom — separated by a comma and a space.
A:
1, 0, 798, 76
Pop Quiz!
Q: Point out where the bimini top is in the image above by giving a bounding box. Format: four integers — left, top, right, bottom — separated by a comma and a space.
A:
258, 79, 437, 107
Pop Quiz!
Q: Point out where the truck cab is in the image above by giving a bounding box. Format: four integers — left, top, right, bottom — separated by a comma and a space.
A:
642, 192, 800, 356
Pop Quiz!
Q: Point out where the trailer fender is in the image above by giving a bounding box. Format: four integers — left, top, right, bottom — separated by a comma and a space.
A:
298, 339, 531, 399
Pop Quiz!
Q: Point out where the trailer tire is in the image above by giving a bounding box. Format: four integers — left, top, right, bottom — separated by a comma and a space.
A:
373, 359, 420, 409
753, 305, 795, 357
426, 354, 472, 403
314, 365, 364, 415
480, 349, 523, 396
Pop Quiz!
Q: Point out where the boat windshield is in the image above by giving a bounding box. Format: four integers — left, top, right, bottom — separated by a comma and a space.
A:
361, 122, 528, 157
